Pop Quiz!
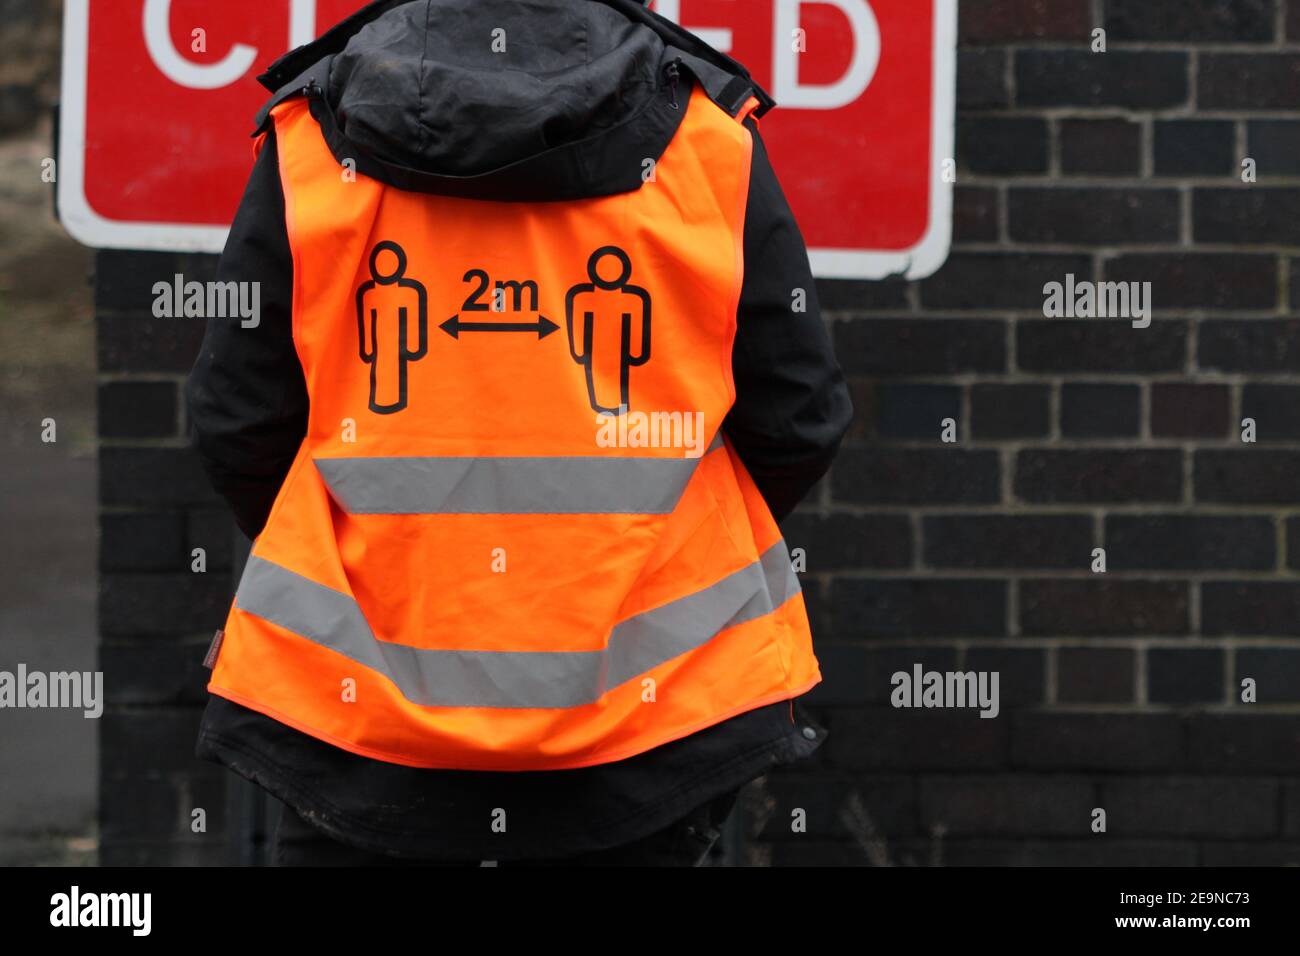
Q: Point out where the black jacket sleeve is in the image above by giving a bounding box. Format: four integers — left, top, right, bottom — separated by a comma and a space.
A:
185, 130, 308, 540
724, 118, 854, 521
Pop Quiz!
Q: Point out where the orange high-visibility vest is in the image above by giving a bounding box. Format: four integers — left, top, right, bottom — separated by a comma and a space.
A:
207, 83, 821, 771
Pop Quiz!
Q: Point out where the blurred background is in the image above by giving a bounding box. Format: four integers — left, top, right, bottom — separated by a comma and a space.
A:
2, 0, 1298, 866
0, 0, 96, 865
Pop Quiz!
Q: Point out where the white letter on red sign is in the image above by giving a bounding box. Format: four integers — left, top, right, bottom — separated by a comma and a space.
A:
773, 0, 880, 109
653, 0, 734, 52
143, 0, 318, 90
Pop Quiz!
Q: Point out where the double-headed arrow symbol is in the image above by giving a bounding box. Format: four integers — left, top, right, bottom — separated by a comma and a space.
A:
440, 314, 559, 339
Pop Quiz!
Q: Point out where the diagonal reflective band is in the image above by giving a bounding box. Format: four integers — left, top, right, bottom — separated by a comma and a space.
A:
233, 538, 799, 710
314, 434, 723, 515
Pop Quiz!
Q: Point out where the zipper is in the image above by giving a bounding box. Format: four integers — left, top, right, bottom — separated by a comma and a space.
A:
664, 58, 682, 110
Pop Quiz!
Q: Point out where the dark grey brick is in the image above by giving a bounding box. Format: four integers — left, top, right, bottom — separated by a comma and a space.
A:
966, 646, 1046, 708
1153, 120, 1236, 177
1200, 54, 1300, 110
1240, 385, 1300, 440
956, 117, 1048, 175
1059, 119, 1141, 177
1195, 450, 1300, 504
186, 509, 236, 573
1020, 579, 1191, 636
779, 512, 913, 571
831, 448, 1000, 505
970, 384, 1050, 439
1101, 777, 1278, 837
1012, 713, 1182, 770
1151, 384, 1230, 439
960, 0, 1092, 43
958, 49, 1008, 108
1017, 320, 1187, 373
99, 573, 232, 637
1188, 714, 1300, 771
1106, 254, 1277, 310
1106, 0, 1276, 42
1203, 581, 1300, 636
1148, 648, 1225, 705
1199, 320, 1300, 372
923, 514, 1093, 569
832, 578, 1007, 639
99, 447, 219, 507
826, 708, 1009, 770
1194, 188, 1300, 245
816, 278, 909, 312
100, 641, 213, 706
1060, 383, 1140, 438
1247, 120, 1300, 175
835, 320, 1007, 376
953, 187, 1000, 243
919, 775, 1094, 836
1057, 647, 1136, 704
98, 381, 178, 439
1016, 50, 1188, 108
99, 512, 186, 572
1105, 515, 1275, 571
923, 254, 1092, 309
1015, 449, 1182, 504
874, 384, 961, 440
1234, 648, 1300, 703
1009, 188, 1180, 245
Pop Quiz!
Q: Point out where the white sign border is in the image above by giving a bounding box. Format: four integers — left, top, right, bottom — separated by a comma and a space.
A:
58, 0, 231, 253
59, 0, 956, 277
806, 0, 956, 280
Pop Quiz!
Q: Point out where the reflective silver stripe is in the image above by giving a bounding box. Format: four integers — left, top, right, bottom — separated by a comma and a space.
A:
233, 538, 799, 709
314, 434, 724, 515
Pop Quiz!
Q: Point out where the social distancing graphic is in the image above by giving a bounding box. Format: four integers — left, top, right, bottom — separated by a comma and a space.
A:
356, 242, 653, 418
565, 247, 652, 416
355, 241, 428, 415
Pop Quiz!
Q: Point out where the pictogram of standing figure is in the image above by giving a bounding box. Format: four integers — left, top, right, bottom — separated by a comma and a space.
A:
356, 240, 428, 414
565, 246, 651, 415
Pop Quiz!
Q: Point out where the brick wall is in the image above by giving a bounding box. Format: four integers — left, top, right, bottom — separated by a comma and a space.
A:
93, 0, 1300, 865
96, 251, 240, 864
753, 0, 1300, 866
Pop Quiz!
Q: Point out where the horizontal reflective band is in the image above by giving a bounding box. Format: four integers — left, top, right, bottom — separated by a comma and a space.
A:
314, 434, 724, 515
234, 539, 799, 710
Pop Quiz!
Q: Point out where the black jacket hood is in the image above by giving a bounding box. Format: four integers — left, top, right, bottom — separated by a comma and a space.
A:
252, 0, 774, 201
331, 0, 666, 177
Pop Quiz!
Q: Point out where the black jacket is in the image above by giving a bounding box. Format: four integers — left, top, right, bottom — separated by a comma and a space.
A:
187, 0, 852, 861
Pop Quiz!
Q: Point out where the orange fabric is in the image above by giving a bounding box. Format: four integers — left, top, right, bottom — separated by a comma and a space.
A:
208, 86, 821, 770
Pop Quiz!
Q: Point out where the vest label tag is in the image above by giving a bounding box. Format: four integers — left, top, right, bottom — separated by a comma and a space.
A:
203, 629, 226, 670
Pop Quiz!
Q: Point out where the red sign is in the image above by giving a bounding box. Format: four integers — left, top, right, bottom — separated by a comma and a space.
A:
60, 0, 953, 278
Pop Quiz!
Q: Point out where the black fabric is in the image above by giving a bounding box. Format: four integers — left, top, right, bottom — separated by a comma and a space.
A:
185, 0, 852, 861
202, 694, 819, 861
253, 2, 711, 201
185, 134, 305, 541
270, 786, 744, 866
330, 0, 665, 176
255, 0, 774, 116
305, 68, 691, 202
725, 118, 853, 521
